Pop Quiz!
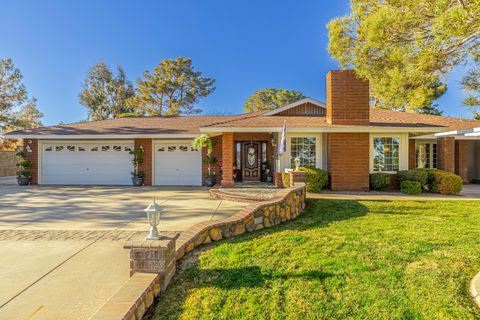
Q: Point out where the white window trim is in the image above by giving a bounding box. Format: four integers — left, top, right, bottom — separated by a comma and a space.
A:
414, 139, 437, 169
369, 133, 408, 174
279, 132, 322, 171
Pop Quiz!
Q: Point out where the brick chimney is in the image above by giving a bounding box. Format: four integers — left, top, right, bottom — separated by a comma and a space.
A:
326, 70, 370, 125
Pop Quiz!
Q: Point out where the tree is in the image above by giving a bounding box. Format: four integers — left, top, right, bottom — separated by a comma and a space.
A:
79, 61, 135, 121
243, 89, 305, 112
327, 0, 480, 114
127, 57, 215, 116
462, 65, 480, 119
0, 58, 43, 150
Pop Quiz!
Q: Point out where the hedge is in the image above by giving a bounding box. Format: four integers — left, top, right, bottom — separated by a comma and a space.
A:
400, 181, 422, 195
370, 173, 390, 191
397, 169, 428, 187
429, 170, 463, 195
299, 167, 328, 193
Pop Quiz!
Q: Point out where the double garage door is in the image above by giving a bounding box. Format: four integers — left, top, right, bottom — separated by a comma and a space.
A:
41, 141, 202, 186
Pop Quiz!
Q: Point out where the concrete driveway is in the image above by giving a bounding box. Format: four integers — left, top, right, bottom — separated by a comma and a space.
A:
0, 185, 246, 320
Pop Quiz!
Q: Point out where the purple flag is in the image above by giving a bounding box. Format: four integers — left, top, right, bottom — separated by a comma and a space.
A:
280, 120, 287, 154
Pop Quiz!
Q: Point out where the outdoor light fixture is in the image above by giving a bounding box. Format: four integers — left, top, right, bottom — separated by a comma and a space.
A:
294, 157, 301, 171
145, 198, 162, 240
26, 145, 32, 153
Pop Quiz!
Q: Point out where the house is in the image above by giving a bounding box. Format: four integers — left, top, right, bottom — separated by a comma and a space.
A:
5, 70, 480, 190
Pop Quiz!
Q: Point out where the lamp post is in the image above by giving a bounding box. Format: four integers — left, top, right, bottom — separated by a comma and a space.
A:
145, 198, 162, 240
294, 157, 301, 171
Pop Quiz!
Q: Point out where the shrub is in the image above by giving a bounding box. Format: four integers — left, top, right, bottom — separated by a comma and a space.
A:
400, 181, 422, 195
397, 169, 428, 187
370, 173, 390, 191
299, 167, 328, 193
430, 170, 463, 195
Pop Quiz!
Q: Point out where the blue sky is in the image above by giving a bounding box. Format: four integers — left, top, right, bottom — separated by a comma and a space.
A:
1, 0, 473, 126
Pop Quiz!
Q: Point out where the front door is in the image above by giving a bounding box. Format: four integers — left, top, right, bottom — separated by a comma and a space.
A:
242, 142, 261, 181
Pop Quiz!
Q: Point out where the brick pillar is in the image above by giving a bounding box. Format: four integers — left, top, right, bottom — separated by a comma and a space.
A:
437, 137, 455, 173
326, 70, 370, 125
221, 132, 234, 188
289, 171, 306, 187
455, 140, 468, 182
134, 139, 152, 186
408, 139, 416, 169
23, 139, 38, 185
328, 133, 370, 191
124, 237, 176, 291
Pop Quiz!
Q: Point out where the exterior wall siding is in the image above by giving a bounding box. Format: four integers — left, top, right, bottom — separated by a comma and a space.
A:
328, 133, 370, 191
202, 135, 223, 185
408, 139, 416, 169
221, 132, 234, 187
326, 70, 370, 126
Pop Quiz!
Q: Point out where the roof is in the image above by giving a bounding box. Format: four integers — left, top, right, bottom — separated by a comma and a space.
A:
4, 105, 480, 138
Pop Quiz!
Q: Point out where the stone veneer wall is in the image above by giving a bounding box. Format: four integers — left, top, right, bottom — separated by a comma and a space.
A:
90, 183, 306, 320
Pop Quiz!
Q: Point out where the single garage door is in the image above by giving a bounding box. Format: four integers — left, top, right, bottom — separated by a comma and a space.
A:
41, 142, 134, 185
154, 142, 202, 186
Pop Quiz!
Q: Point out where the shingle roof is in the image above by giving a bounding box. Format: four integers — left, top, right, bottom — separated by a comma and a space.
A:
4, 108, 480, 137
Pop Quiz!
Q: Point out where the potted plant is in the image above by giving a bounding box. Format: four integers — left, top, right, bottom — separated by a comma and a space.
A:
204, 154, 218, 187
130, 146, 145, 186
15, 150, 32, 186
193, 135, 218, 187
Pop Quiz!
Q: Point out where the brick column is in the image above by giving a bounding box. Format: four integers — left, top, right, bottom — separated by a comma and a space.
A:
408, 139, 416, 169
124, 237, 176, 291
455, 140, 468, 182
328, 133, 369, 191
437, 137, 455, 173
221, 132, 234, 188
289, 171, 306, 186
134, 139, 153, 186
23, 139, 38, 185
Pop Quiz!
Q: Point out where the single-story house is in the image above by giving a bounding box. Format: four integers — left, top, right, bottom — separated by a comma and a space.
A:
5, 70, 480, 190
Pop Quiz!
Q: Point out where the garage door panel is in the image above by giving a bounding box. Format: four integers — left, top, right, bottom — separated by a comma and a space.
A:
154, 142, 202, 186
41, 142, 133, 185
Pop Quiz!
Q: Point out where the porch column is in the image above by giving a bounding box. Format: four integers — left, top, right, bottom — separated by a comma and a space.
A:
437, 137, 455, 173
221, 132, 234, 188
408, 139, 416, 169
455, 140, 468, 182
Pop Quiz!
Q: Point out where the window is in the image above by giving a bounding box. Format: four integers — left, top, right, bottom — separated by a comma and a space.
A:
55, 145, 64, 152
167, 146, 176, 152
179, 145, 188, 152
101, 145, 110, 152
373, 137, 400, 172
66, 145, 75, 152
290, 137, 316, 167
90, 146, 99, 152
416, 142, 437, 169
124, 146, 132, 152
44, 146, 53, 151
113, 145, 122, 152
78, 146, 86, 152
157, 146, 165, 152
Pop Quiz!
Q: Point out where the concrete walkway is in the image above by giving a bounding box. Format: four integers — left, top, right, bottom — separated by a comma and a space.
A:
308, 184, 480, 201
0, 186, 246, 320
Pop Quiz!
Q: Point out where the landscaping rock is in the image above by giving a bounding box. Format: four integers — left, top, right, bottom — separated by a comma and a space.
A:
209, 228, 222, 241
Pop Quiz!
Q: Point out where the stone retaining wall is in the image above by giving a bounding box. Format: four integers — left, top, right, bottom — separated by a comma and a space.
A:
175, 183, 306, 261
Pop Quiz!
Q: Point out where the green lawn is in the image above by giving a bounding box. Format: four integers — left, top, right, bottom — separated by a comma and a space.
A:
152, 200, 480, 320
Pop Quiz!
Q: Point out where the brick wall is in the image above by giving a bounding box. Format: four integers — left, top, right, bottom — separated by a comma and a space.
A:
202, 135, 223, 185
134, 139, 152, 186
221, 133, 234, 187
408, 139, 416, 169
23, 139, 38, 185
0, 151, 17, 177
455, 140, 468, 182
326, 70, 370, 126
437, 137, 455, 173
328, 133, 370, 191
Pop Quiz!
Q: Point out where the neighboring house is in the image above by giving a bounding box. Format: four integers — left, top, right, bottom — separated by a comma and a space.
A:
4, 70, 480, 190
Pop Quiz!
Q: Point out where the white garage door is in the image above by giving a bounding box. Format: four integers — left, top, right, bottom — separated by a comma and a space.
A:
41, 142, 134, 185
154, 142, 202, 186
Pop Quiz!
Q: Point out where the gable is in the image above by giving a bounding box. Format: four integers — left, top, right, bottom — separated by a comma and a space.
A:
263, 98, 326, 117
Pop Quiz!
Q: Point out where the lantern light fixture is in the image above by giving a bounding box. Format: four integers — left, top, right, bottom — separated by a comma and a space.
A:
144, 198, 162, 240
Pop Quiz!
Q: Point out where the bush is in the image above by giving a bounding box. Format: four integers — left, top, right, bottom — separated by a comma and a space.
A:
400, 181, 422, 195
397, 169, 428, 187
370, 173, 390, 191
429, 170, 463, 195
299, 167, 328, 193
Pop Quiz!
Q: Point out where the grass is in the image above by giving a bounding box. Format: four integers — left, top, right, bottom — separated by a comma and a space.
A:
152, 200, 480, 320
